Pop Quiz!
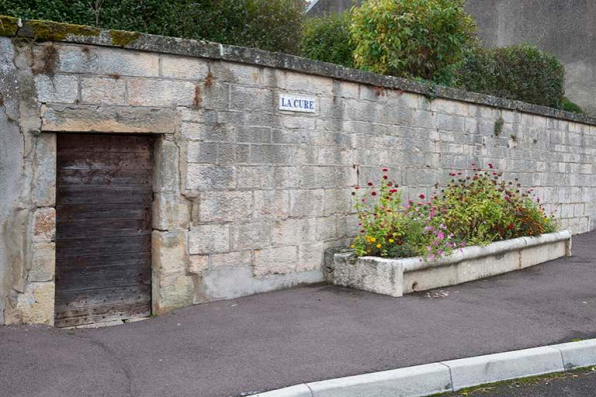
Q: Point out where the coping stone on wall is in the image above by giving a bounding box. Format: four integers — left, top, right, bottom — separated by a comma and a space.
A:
3, 17, 596, 127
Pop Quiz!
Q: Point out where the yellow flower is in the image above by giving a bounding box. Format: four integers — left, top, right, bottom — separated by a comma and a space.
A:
370, 237, 376, 243
389, 239, 394, 243
350, 244, 355, 249
376, 243, 382, 248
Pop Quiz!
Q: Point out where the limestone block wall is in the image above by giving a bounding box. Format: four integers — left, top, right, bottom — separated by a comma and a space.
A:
1, 20, 595, 325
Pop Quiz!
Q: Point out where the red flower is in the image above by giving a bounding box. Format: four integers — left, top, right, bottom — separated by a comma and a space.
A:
371, 191, 377, 196
355, 186, 360, 190
387, 182, 393, 187
488, 163, 494, 169
367, 182, 373, 187
383, 175, 388, 180
419, 194, 426, 199
382, 168, 388, 172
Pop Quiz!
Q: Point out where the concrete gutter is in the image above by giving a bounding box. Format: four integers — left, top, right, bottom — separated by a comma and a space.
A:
254, 339, 596, 396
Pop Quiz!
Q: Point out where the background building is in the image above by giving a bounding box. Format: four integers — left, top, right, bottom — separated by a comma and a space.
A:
306, 0, 596, 117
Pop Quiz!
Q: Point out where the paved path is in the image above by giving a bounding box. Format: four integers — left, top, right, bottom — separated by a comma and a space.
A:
1, 232, 596, 397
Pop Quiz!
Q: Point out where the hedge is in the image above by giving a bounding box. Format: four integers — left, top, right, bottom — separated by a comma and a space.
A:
0, 0, 305, 54
301, 11, 354, 68
457, 44, 566, 109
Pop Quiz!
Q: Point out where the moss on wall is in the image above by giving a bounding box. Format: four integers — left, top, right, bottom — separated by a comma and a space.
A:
26, 20, 100, 41
0, 15, 19, 36
110, 30, 141, 47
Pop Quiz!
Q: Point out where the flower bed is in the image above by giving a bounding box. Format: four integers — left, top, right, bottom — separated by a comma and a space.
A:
331, 166, 570, 296
332, 231, 571, 297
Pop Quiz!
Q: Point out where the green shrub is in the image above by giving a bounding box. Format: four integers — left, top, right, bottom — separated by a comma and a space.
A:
352, 166, 556, 260
301, 11, 354, 68
350, 0, 476, 85
0, 0, 305, 54
561, 97, 585, 114
457, 44, 566, 109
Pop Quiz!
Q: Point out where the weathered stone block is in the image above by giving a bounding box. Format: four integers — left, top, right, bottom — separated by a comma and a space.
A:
182, 122, 235, 142
33, 207, 55, 243
5, 282, 55, 325
186, 164, 236, 191
273, 166, 300, 188
254, 190, 290, 218
32, 134, 57, 207
161, 54, 209, 80
316, 216, 337, 241
80, 76, 126, 105
198, 191, 253, 222
127, 78, 196, 107
186, 141, 218, 164
28, 242, 55, 282
211, 61, 262, 86
55, 45, 159, 77
250, 144, 299, 164
238, 166, 273, 189
278, 71, 334, 95
188, 255, 209, 274
237, 126, 272, 143
152, 272, 194, 315
210, 250, 252, 270
323, 189, 353, 216
41, 104, 175, 133
230, 222, 271, 250
290, 190, 325, 217
298, 242, 325, 273
35, 75, 78, 104
231, 85, 273, 111
272, 218, 316, 246
154, 140, 180, 193
152, 193, 190, 230
152, 230, 189, 275
217, 143, 250, 164
189, 223, 230, 254
254, 246, 298, 277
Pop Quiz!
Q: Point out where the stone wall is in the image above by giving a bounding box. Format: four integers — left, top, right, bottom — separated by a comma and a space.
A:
1, 19, 596, 325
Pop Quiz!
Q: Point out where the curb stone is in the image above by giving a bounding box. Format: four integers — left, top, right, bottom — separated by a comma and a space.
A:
253, 339, 596, 397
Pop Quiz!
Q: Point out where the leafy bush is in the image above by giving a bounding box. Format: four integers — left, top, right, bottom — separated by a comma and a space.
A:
350, 0, 476, 85
352, 166, 556, 260
561, 97, 585, 114
301, 11, 354, 68
457, 45, 566, 109
0, 0, 305, 54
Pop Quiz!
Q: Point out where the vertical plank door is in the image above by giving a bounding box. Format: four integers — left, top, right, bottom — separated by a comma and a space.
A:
55, 134, 153, 327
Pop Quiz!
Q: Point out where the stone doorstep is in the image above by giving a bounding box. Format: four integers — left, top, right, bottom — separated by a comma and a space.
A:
331, 230, 572, 298
253, 338, 596, 397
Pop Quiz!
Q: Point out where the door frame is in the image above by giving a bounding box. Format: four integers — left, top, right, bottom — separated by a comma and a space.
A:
26, 132, 181, 326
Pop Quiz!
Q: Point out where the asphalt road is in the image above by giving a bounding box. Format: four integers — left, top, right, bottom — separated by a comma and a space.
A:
1, 232, 595, 397
444, 367, 596, 397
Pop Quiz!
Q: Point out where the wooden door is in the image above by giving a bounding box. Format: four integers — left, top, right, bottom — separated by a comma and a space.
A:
55, 134, 154, 327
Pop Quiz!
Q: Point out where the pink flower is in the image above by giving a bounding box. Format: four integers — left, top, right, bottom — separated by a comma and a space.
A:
419, 194, 426, 199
